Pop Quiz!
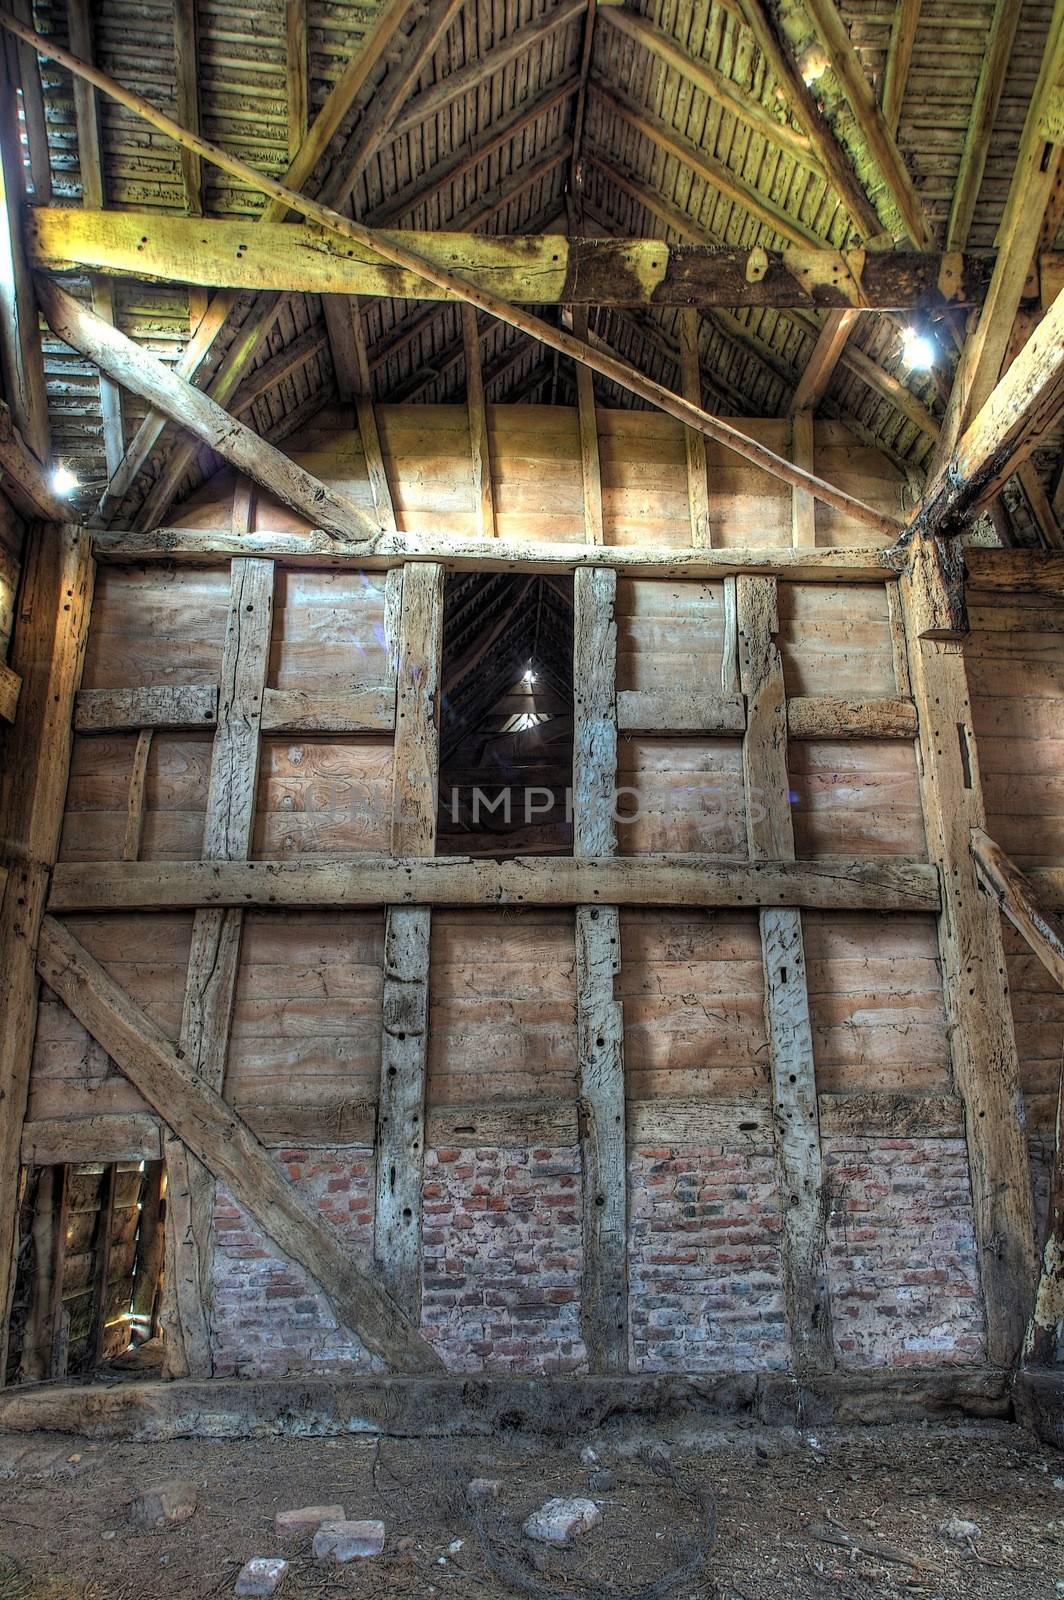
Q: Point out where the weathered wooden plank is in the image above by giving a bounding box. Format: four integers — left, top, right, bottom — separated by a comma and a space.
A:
462, 305, 495, 540
261, 685, 395, 734
36, 916, 443, 1373
574, 566, 618, 857
572, 306, 604, 545
21, 1114, 164, 1165
122, 728, 152, 862
576, 904, 627, 1372
34, 279, 383, 541
901, 557, 1037, 1365
679, 309, 711, 548
74, 684, 218, 732
791, 409, 816, 548
0, 525, 93, 1375
95, 528, 908, 581
573, 556, 627, 1371
738, 574, 834, 1375
617, 689, 746, 735
786, 696, 918, 739
375, 906, 430, 1318
0, 398, 65, 521
426, 1102, 578, 1146
47, 855, 943, 913
165, 558, 272, 1379
0, 658, 20, 722
971, 828, 1064, 991
392, 564, 444, 858
27, 209, 1005, 309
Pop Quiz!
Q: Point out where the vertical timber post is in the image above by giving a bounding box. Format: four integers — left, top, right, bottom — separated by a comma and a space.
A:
679, 309, 711, 547
901, 545, 1036, 1366
0, 524, 93, 1380
737, 574, 834, 1374
573, 565, 628, 1371
163, 557, 274, 1378
375, 562, 442, 1316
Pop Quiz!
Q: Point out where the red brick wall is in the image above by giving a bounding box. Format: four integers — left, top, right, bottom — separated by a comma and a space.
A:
420, 1146, 587, 1372
209, 1149, 381, 1378
627, 1143, 791, 1371
824, 1136, 986, 1366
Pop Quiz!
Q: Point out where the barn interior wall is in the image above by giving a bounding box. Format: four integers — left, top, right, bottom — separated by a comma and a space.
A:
6, 411, 1054, 1385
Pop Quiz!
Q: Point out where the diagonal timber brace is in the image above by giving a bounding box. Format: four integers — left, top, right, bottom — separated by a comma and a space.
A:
35, 915, 444, 1374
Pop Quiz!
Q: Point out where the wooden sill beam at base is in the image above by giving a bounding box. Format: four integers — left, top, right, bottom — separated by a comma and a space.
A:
46, 855, 942, 914
35, 915, 442, 1375
0, 14, 903, 541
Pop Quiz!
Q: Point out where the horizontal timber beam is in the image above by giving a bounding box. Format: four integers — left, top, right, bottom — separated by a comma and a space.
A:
93, 528, 905, 582
74, 684, 218, 732
25, 209, 1003, 310
0, 13, 903, 540
47, 855, 941, 914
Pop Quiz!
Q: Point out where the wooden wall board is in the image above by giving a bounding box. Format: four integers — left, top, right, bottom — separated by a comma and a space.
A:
225, 911, 384, 1136
617, 910, 767, 1101
777, 583, 899, 698
967, 588, 1064, 869
802, 912, 951, 1096
615, 739, 747, 858
253, 737, 394, 857
81, 567, 230, 690
58, 732, 211, 863
269, 568, 392, 691
789, 741, 927, 860
615, 577, 731, 692
426, 910, 578, 1109
168, 409, 909, 551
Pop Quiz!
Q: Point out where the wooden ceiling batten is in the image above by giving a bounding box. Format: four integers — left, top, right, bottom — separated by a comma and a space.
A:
3, 11, 904, 537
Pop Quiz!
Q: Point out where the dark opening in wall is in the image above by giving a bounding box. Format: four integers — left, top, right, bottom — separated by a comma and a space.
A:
437, 572, 574, 856
5, 1159, 166, 1384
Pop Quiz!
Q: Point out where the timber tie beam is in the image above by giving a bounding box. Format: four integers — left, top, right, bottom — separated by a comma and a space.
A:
0, 11, 904, 542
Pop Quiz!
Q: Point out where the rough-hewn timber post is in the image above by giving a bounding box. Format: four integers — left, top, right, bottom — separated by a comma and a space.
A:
901, 554, 1036, 1366
375, 562, 442, 1315
573, 565, 628, 1371
737, 574, 835, 1375
163, 557, 273, 1378
0, 523, 93, 1380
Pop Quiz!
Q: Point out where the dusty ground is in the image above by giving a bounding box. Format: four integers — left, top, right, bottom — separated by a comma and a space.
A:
0, 1418, 1061, 1599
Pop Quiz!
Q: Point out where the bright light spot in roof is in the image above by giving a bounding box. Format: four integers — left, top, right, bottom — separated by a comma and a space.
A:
901, 327, 936, 371
51, 464, 79, 496
801, 47, 829, 85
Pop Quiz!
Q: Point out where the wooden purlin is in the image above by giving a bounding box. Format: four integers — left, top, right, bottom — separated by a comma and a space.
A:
0, 13, 905, 542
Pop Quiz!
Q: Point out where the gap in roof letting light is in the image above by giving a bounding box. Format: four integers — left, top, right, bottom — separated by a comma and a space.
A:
51, 464, 79, 495
901, 327, 936, 372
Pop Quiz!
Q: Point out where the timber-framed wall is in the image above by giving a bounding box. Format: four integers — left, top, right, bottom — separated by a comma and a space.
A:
2, 407, 1053, 1390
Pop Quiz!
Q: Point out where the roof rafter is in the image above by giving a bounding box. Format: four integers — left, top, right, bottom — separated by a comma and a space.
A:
2, 11, 904, 537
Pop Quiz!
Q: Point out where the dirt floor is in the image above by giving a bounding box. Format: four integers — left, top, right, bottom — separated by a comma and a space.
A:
0, 1417, 1061, 1599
